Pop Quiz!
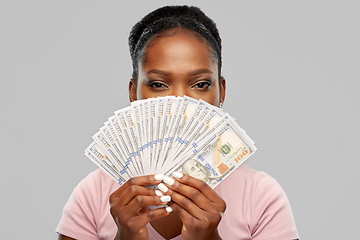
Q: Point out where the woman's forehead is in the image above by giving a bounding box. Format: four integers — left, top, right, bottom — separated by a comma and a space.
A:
141, 30, 218, 74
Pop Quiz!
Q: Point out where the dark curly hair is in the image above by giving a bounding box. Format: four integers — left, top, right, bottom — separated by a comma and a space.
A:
129, 5, 222, 82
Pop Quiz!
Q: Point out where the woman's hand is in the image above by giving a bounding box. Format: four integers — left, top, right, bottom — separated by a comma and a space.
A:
159, 172, 226, 240
109, 174, 172, 240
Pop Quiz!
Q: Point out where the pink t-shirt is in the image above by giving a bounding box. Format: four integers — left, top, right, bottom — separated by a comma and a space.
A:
56, 165, 299, 239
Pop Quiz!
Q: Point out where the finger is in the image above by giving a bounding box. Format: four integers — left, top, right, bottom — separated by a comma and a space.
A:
110, 174, 164, 201
115, 194, 172, 223
117, 187, 171, 212
172, 172, 226, 210
158, 182, 204, 219
126, 194, 172, 210
118, 185, 155, 206
167, 201, 199, 225
131, 206, 173, 228
117, 207, 172, 235
169, 200, 223, 229
162, 177, 213, 212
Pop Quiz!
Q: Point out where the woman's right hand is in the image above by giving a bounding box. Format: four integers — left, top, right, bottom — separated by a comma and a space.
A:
109, 174, 172, 240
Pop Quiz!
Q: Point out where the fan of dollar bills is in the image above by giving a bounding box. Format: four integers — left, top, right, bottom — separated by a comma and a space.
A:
85, 96, 257, 188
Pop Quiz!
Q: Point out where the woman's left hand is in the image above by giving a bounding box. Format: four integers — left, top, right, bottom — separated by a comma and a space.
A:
159, 173, 226, 240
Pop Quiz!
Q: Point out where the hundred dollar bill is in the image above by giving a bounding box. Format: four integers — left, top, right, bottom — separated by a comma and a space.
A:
108, 115, 139, 176
152, 97, 166, 171
85, 142, 126, 185
153, 96, 178, 171
166, 99, 225, 161
157, 96, 179, 167
92, 128, 131, 181
165, 102, 227, 165
140, 99, 150, 170
181, 102, 225, 145
103, 120, 136, 177
123, 106, 144, 174
164, 119, 256, 188
161, 96, 200, 165
85, 150, 119, 183
167, 99, 207, 158
157, 97, 182, 169
115, 107, 143, 175
172, 96, 200, 144
131, 100, 147, 171
161, 113, 231, 172
147, 98, 159, 173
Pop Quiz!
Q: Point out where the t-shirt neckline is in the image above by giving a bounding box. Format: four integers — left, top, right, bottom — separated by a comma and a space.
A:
147, 223, 184, 240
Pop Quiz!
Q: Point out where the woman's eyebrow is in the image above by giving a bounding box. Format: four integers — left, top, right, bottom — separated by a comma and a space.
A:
146, 68, 213, 76
146, 69, 169, 76
188, 69, 213, 76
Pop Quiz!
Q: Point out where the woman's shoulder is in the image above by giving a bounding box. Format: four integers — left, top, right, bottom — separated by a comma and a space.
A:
217, 164, 277, 186
216, 164, 299, 239
73, 168, 119, 197
56, 169, 119, 239
215, 164, 287, 202
236, 165, 287, 197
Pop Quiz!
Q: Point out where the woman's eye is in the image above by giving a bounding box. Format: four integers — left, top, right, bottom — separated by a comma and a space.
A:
192, 81, 211, 90
148, 82, 167, 89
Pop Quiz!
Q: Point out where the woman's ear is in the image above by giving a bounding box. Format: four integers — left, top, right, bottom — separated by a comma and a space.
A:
128, 79, 137, 102
219, 77, 226, 105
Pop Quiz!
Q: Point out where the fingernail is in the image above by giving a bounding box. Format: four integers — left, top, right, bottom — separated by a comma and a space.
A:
155, 190, 163, 196
172, 172, 183, 178
160, 195, 171, 202
158, 183, 168, 192
164, 176, 175, 185
166, 206, 173, 213
154, 174, 165, 181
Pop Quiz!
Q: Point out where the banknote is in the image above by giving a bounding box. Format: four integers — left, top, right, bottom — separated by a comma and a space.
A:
108, 115, 139, 176
167, 99, 206, 158
85, 96, 257, 189
92, 127, 131, 181
103, 120, 137, 177
146, 98, 159, 173
164, 118, 256, 188
160, 96, 200, 166
115, 107, 144, 175
160, 113, 231, 173
153, 96, 177, 170
85, 150, 118, 182
130, 101, 145, 161
152, 97, 166, 171
85, 142, 127, 185
164, 100, 226, 165
141, 99, 150, 169
157, 97, 182, 169
123, 106, 144, 174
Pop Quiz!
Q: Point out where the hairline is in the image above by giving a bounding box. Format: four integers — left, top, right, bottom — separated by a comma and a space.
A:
134, 27, 220, 84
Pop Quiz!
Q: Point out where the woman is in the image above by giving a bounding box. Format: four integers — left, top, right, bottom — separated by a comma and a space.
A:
57, 5, 299, 240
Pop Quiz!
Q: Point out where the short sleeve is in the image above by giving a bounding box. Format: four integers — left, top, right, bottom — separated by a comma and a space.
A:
56, 170, 106, 240
250, 171, 299, 240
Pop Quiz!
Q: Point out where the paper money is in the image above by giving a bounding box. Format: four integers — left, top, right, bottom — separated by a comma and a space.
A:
164, 100, 226, 166
85, 96, 257, 189
164, 118, 256, 188
85, 142, 127, 184
115, 108, 143, 175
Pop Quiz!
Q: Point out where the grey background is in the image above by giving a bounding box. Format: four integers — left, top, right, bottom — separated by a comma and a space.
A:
0, 0, 359, 239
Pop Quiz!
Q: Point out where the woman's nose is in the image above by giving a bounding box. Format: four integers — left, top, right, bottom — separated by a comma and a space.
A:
168, 85, 188, 97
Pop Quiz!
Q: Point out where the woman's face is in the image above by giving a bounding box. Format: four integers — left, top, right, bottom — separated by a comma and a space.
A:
129, 29, 225, 106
